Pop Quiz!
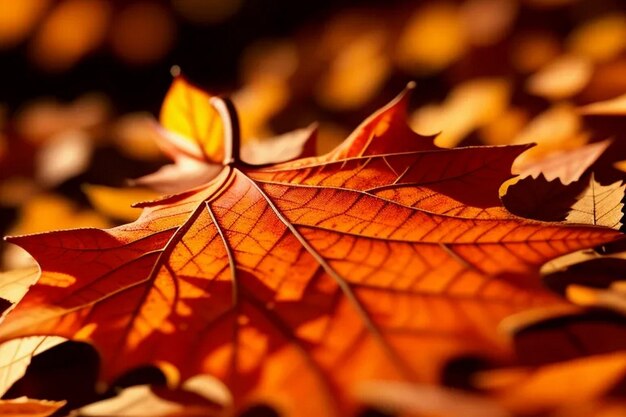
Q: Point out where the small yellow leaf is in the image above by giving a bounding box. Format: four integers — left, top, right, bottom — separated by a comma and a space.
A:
567, 14, 626, 63
159, 76, 223, 162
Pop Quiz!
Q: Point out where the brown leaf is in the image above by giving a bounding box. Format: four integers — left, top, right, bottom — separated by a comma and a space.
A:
566, 174, 625, 229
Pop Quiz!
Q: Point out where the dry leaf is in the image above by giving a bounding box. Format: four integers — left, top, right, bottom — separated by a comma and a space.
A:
0, 89, 619, 417
566, 174, 625, 229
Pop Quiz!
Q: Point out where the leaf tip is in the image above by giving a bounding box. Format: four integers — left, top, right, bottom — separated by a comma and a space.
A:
170, 64, 182, 78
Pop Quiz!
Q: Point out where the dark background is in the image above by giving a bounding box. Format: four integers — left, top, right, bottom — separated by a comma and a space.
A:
0, 0, 405, 115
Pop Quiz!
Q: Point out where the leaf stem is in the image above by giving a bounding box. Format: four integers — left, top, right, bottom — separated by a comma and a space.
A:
210, 96, 241, 165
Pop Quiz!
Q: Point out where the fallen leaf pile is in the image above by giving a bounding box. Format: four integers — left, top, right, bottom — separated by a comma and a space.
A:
5, 1, 626, 417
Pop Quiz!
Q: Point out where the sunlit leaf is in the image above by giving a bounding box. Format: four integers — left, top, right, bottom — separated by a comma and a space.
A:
566, 174, 625, 229
0, 91, 619, 417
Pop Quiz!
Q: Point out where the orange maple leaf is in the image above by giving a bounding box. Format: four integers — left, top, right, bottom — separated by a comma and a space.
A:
0, 83, 620, 417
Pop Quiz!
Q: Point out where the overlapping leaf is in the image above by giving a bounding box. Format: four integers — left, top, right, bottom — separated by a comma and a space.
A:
567, 174, 625, 229
0, 84, 620, 417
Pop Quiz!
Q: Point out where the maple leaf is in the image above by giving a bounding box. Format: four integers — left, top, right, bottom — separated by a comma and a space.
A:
0, 85, 621, 417
566, 173, 625, 230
